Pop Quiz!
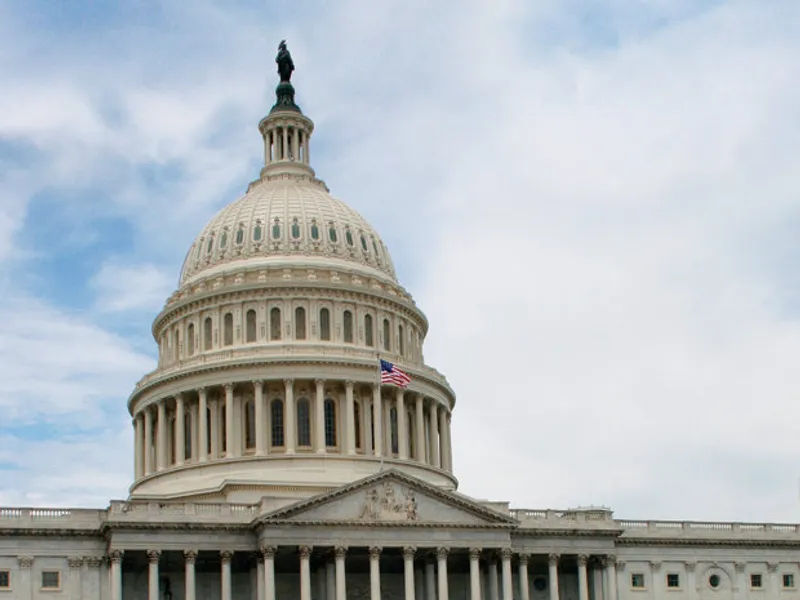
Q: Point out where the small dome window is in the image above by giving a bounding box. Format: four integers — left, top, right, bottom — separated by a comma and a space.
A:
310, 221, 320, 240
372, 238, 380, 259
291, 218, 301, 240
206, 235, 214, 254
328, 223, 338, 243
272, 218, 281, 240
235, 225, 244, 245
253, 221, 263, 242
219, 229, 228, 249
360, 234, 368, 252
345, 228, 354, 247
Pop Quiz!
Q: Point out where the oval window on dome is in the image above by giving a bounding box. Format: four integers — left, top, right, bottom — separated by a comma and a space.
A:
360, 234, 368, 252
272, 219, 281, 240
219, 230, 228, 249
291, 219, 301, 240
345, 228, 354, 247
235, 226, 244, 245
310, 221, 320, 240
328, 223, 338, 243
253, 222, 263, 242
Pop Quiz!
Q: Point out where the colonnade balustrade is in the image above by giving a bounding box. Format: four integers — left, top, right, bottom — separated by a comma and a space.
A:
132, 380, 454, 480
107, 547, 620, 600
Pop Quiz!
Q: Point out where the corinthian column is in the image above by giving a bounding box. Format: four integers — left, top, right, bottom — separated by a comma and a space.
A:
548, 554, 560, 600
500, 549, 512, 600
334, 546, 347, 600
175, 393, 186, 465
372, 384, 383, 457
156, 401, 167, 470
134, 415, 144, 478
518, 554, 530, 600
254, 380, 265, 455
263, 546, 277, 600
414, 394, 426, 461
184, 550, 197, 600
109, 551, 123, 600
403, 547, 416, 600
224, 384, 235, 458
284, 379, 296, 453
147, 550, 160, 600
315, 379, 326, 452
577, 555, 589, 600
469, 549, 482, 600
345, 380, 356, 454
437, 547, 450, 600
428, 401, 439, 467
397, 389, 408, 459
300, 546, 313, 600
221, 550, 233, 600
198, 388, 208, 462
369, 547, 382, 600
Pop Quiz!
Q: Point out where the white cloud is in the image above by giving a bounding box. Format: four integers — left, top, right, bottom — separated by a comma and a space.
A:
90, 260, 173, 314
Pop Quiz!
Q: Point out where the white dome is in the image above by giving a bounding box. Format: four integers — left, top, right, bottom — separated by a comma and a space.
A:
179, 176, 398, 286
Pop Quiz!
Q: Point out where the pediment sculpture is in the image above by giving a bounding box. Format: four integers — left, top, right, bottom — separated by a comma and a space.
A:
359, 481, 419, 522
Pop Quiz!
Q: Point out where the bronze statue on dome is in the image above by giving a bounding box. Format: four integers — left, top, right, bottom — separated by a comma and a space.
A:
276, 40, 295, 83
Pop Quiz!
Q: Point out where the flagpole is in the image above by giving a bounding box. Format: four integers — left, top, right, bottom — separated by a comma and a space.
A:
376, 352, 385, 473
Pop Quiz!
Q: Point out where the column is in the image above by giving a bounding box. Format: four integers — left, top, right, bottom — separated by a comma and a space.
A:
518, 554, 530, 600
403, 547, 416, 600
578, 555, 590, 600
315, 379, 326, 452
16, 556, 33, 598
488, 556, 499, 600
649, 561, 660, 600
300, 546, 313, 600
68, 557, 83, 599
604, 556, 617, 600
426, 555, 437, 600
83, 557, 103, 599
438, 408, 449, 471
293, 128, 300, 160
364, 395, 373, 454
397, 388, 408, 459
369, 547, 382, 600
185, 551, 198, 600
148, 550, 160, 600
733, 562, 745, 600
345, 381, 356, 454
257, 555, 266, 600
254, 380, 266, 455
334, 546, 347, 600
383, 397, 392, 455
143, 408, 154, 474
285, 379, 296, 453
263, 546, 277, 600
548, 554, 560, 600
198, 388, 208, 462
221, 550, 233, 600
469, 549, 482, 600
156, 400, 167, 470
438, 548, 450, 600
428, 402, 440, 467
414, 394, 426, 461
190, 401, 199, 462
445, 413, 453, 470
768, 562, 779, 597
372, 383, 383, 457
176, 393, 186, 465
134, 415, 144, 478
283, 127, 289, 160
224, 384, 235, 458
326, 560, 336, 600
210, 398, 220, 458
109, 551, 123, 600
501, 549, 512, 600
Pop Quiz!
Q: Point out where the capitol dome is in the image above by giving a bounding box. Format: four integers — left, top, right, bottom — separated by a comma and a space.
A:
125, 54, 456, 506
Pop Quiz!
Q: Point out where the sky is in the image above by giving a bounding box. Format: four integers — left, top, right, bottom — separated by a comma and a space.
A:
2, 0, 800, 521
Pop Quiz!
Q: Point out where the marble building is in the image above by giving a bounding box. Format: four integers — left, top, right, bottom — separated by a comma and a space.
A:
1, 49, 799, 600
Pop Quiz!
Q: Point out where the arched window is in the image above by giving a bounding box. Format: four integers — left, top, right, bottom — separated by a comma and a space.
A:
246, 309, 257, 343
364, 314, 374, 347
297, 398, 311, 447
295, 307, 306, 340
328, 223, 338, 243
220, 405, 227, 454
390, 407, 399, 455
184, 410, 192, 460
204, 317, 213, 350
324, 399, 337, 447
235, 226, 244, 245
244, 400, 255, 451
187, 323, 195, 356
223, 313, 233, 346
354, 402, 362, 452
219, 229, 228, 249
319, 308, 331, 341
291, 219, 301, 240
253, 221, 263, 242
361, 234, 368, 252
272, 219, 281, 240
173, 330, 180, 361
271, 399, 284, 447
310, 221, 320, 240
343, 310, 353, 343
399, 324, 405, 356
383, 319, 391, 351
270, 307, 281, 340
345, 228, 354, 247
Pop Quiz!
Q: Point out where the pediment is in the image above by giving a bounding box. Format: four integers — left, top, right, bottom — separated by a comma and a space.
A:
262, 470, 518, 527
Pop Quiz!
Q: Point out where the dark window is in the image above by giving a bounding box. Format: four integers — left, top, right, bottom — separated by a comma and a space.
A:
666, 574, 680, 588
398, 324, 404, 355
383, 319, 391, 351
245, 401, 255, 450
219, 230, 228, 249
246, 309, 257, 342
270, 307, 281, 340
631, 574, 645, 589
324, 399, 337, 446
709, 575, 720, 589
364, 314, 374, 347
343, 310, 353, 343
220, 405, 227, 453
783, 574, 795, 589
329, 224, 338, 243
295, 307, 306, 340
311, 222, 320, 240
345, 228, 354, 246
271, 400, 284, 447
184, 410, 192, 459
291, 220, 301, 239
0, 570, 9, 589
223, 313, 233, 346
42, 571, 60, 590
235, 227, 244, 245
272, 220, 281, 240
297, 398, 311, 447
204, 317, 213, 350
320, 308, 331, 341
206, 407, 212, 454
354, 402, 362, 451
253, 222, 263, 242
361, 234, 368, 251
751, 574, 762, 589
390, 407, 398, 455
532, 577, 547, 592
187, 323, 195, 356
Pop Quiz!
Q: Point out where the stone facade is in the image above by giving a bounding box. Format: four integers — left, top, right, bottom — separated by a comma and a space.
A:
2, 58, 798, 600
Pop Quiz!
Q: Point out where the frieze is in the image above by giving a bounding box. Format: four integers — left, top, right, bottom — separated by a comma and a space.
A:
359, 482, 419, 522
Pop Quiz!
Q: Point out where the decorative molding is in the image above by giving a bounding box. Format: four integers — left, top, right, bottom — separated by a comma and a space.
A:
403, 546, 416, 560
220, 550, 234, 563
734, 562, 746, 573
334, 546, 348, 559
85, 556, 104, 568
184, 550, 198, 564
299, 546, 313, 559
767, 562, 779, 572
369, 546, 382, 559
437, 547, 450, 561
617, 561, 627, 572
518, 553, 530, 565
685, 561, 696, 572
108, 550, 124, 564
260, 546, 277, 560
68, 556, 84, 569
469, 548, 482, 560
548, 553, 560, 566
147, 550, 161, 563
500, 548, 512, 561
577, 554, 589, 567
17, 556, 34, 568
650, 561, 661, 572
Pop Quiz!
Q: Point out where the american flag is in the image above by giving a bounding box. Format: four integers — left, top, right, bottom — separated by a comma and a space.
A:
380, 359, 411, 388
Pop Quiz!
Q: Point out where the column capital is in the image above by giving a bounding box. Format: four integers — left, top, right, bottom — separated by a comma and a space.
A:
767, 562, 779, 573
284, 378, 294, 388
252, 379, 264, 388
469, 548, 482, 560
85, 556, 104, 568
650, 561, 661, 571
437, 547, 450, 560
733, 562, 745, 573
345, 380, 355, 389
500, 548, 512, 561
220, 550, 234, 563
196, 387, 207, 396
369, 546, 382, 559
402, 546, 416, 560
617, 561, 627, 572
260, 546, 277, 559
519, 553, 530, 565
68, 556, 84, 569
224, 382, 234, 393
334, 545, 348, 559
548, 553, 560, 566
108, 550, 124, 564
175, 391, 184, 401
299, 546, 313, 559
17, 556, 34, 569
602, 555, 617, 568
147, 550, 161, 563
184, 550, 198, 564
577, 555, 590, 567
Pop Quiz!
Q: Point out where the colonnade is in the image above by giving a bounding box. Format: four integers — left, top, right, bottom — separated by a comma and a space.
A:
107, 547, 619, 600
133, 379, 454, 480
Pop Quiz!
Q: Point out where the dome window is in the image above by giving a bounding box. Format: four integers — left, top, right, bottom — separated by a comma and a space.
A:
310, 221, 320, 240
272, 218, 281, 240
253, 221, 263, 242
206, 235, 214, 254
328, 223, 338, 243
345, 228, 354, 247
219, 229, 228, 249
235, 225, 245, 245
360, 234, 368, 252
291, 218, 301, 240
372, 238, 381, 264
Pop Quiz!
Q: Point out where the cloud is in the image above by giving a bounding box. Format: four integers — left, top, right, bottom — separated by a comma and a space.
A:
90, 260, 173, 313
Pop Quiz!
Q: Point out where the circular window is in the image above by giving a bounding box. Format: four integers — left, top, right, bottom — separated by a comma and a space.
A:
533, 577, 547, 592
709, 574, 720, 588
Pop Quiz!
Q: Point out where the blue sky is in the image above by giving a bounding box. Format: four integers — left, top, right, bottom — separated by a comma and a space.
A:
3, 0, 800, 521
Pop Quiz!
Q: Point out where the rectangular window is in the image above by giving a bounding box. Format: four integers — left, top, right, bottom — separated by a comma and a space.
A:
783, 574, 795, 589
750, 574, 763, 589
0, 570, 9, 589
41, 571, 60, 590
631, 573, 645, 588
666, 573, 680, 588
